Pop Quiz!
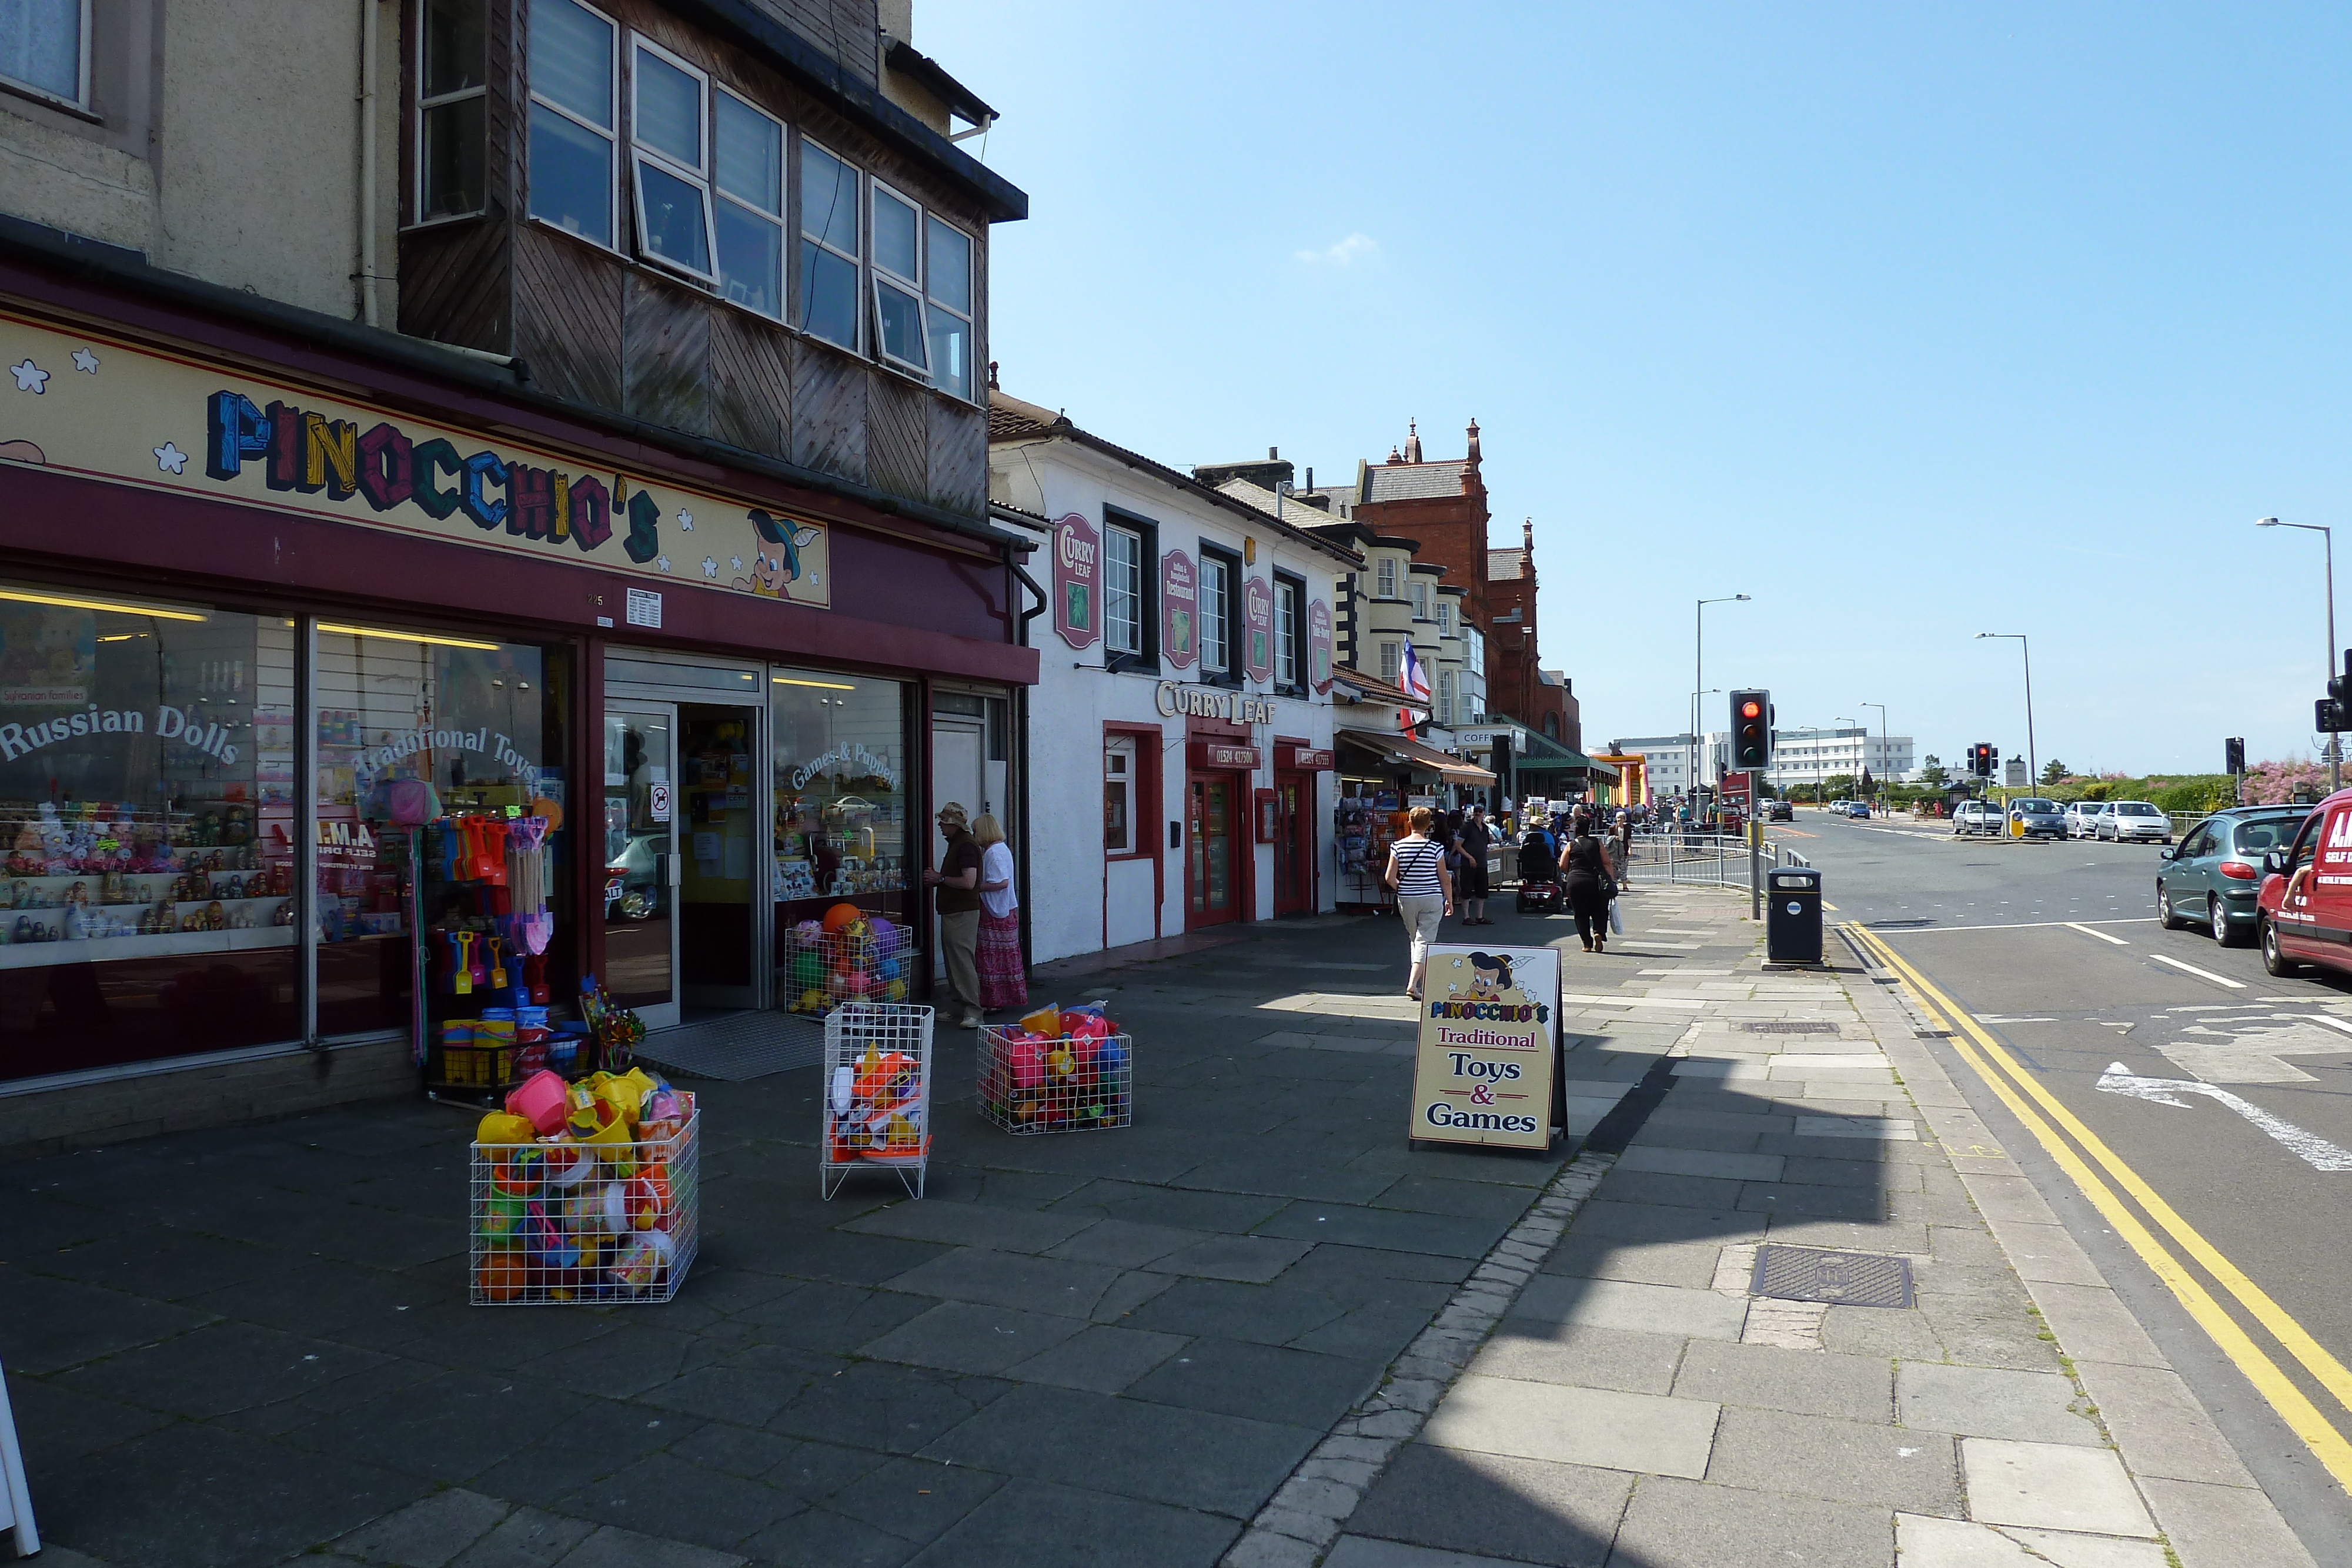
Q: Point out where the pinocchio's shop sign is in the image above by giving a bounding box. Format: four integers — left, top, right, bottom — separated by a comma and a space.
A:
1408, 944, 1562, 1151
0, 311, 829, 608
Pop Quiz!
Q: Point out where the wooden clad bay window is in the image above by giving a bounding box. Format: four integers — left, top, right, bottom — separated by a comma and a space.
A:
416, 0, 487, 222
925, 215, 974, 400
798, 139, 861, 350
713, 88, 785, 317
629, 36, 717, 281
527, 0, 618, 248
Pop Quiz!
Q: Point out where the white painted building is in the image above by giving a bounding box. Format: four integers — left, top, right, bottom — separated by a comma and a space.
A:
990, 393, 1360, 963
1765, 728, 1916, 791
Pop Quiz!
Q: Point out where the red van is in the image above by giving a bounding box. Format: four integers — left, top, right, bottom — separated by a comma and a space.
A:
2257, 791, 2352, 977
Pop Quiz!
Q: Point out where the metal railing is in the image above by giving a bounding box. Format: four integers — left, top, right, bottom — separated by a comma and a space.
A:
1619, 831, 1808, 888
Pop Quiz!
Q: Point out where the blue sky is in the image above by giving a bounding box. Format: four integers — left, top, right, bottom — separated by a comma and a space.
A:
924, 2, 2352, 777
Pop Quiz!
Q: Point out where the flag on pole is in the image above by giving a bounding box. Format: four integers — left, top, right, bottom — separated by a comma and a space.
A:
1399, 641, 1433, 737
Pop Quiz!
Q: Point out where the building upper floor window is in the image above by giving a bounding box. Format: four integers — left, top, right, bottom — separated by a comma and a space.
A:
0, 0, 85, 109
1438, 668, 1457, 726
1274, 578, 1300, 688
1436, 599, 1453, 637
868, 182, 976, 400
1411, 581, 1431, 621
713, 88, 784, 318
417, 0, 487, 221
1379, 640, 1399, 682
1467, 626, 1484, 676
1103, 524, 1143, 657
1375, 557, 1397, 599
1199, 554, 1232, 677
527, 0, 618, 248
797, 139, 863, 350
629, 38, 717, 283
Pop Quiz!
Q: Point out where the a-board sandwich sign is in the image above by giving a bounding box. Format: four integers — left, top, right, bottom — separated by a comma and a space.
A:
1408, 944, 1562, 1151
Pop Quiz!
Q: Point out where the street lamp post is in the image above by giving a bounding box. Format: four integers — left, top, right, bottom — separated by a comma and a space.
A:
1859, 702, 1887, 809
1688, 687, 1722, 817
1836, 716, 1860, 804
2256, 518, 2338, 792
1694, 594, 1750, 818
1975, 634, 2036, 793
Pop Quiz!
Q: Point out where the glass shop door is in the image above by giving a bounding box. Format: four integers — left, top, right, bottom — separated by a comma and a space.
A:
602, 702, 679, 1031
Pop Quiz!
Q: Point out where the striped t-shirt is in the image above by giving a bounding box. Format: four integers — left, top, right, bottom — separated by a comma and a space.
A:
1392, 837, 1446, 896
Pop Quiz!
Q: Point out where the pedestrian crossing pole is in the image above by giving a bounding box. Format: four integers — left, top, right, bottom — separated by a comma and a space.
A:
1750, 808, 1763, 921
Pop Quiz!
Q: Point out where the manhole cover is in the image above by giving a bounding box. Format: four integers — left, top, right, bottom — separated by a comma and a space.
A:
1915, 1029, 1954, 1039
1737, 1021, 1840, 1035
1750, 1245, 1913, 1309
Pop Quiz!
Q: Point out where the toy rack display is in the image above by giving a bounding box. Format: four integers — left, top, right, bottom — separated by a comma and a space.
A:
470, 1087, 699, 1306
422, 810, 567, 1102
977, 1005, 1131, 1136
1, 801, 294, 965
1334, 795, 1401, 912
821, 1002, 933, 1199
784, 904, 913, 1017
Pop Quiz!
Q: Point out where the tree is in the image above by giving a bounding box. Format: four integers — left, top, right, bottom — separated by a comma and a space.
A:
2040, 760, 2068, 785
1920, 755, 1947, 787
1824, 773, 1857, 798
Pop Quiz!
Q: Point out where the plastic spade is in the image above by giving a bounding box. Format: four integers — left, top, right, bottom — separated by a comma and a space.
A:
487, 936, 509, 990
452, 931, 476, 995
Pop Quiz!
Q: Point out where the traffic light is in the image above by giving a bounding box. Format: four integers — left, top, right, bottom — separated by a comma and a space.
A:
2326, 653, 2352, 734
2225, 737, 2246, 774
1730, 690, 1771, 769
1967, 743, 1999, 778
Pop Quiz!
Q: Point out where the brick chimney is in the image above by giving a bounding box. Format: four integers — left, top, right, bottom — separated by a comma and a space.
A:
1402, 419, 1422, 463
1466, 419, 1481, 463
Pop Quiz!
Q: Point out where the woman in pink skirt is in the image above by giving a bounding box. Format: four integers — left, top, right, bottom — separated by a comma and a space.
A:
970, 814, 1028, 1011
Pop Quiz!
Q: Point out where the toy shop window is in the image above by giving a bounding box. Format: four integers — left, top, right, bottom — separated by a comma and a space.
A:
769, 668, 913, 944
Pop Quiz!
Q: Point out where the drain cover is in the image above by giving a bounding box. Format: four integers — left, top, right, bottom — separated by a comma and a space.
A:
1750, 1245, 1914, 1309
1737, 1021, 1840, 1035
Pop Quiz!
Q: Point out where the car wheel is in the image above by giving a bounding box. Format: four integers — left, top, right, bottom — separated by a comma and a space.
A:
2210, 895, 2246, 948
2157, 882, 2186, 930
2262, 915, 2301, 977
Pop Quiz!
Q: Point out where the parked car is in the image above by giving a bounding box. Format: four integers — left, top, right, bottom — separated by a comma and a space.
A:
2065, 802, 2107, 839
1766, 799, 1795, 821
2260, 788, 2352, 976
2161, 806, 2310, 947
2099, 801, 2171, 844
2007, 798, 2066, 840
1952, 800, 2004, 836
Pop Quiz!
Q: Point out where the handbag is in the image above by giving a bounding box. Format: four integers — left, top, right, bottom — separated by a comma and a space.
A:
1608, 898, 1625, 935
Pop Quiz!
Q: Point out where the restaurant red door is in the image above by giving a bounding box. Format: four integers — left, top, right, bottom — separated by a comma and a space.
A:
1187, 774, 1240, 928
1273, 771, 1312, 915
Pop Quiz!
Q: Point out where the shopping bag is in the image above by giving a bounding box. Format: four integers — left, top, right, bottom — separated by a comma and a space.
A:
1608, 898, 1625, 936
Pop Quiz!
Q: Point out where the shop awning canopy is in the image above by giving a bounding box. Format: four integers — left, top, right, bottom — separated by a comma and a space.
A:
1509, 730, 1621, 780
1336, 728, 1496, 785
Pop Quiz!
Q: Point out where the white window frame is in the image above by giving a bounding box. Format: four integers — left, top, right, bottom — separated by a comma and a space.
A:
627, 34, 718, 284
796, 134, 864, 353
1411, 580, 1431, 621
924, 212, 977, 403
526, 0, 619, 252
1200, 555, 1231, 676
711, 83, 786, 319
1436, 599, 1453, 637
1274, 579, 1298, 688
1438, 668, 1456, 726
1379, 640, 1400, 682
1103, 523, 1143, 657
868, 177, 933, 378
412, 0, 487, 227
1104, 736, 1136, 854
0, 0, 90, 112
1375, 557, 1397, 599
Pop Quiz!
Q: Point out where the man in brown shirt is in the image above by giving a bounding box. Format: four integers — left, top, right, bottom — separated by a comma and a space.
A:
922, 801, 985, 1027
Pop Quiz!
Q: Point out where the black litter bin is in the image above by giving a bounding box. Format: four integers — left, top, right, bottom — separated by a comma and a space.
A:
1767, 866, 1822, 964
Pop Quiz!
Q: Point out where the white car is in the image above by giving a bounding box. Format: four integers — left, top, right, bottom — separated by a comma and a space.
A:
2099, 800, 2172, 844
1952, 800, 2004, 836
2066, 803, 2106, 840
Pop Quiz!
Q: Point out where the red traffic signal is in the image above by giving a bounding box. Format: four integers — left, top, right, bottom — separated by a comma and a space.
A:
1739, 699, 1763, 720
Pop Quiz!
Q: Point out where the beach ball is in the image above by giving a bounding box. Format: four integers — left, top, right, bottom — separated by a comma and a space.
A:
869, 917, 898, 956
823, 902, 860, 932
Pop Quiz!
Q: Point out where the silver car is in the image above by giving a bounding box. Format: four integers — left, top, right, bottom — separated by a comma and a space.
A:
2066, 803, 2107, 839
2007, 797, 2066, 840
2099, 800, 2173, 844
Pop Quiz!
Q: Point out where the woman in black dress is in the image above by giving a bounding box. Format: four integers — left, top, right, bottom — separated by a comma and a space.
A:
1556, 825, 1615, 952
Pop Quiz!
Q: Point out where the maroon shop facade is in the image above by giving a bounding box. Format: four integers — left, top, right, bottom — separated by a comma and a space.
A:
0, 258, 1034, 1151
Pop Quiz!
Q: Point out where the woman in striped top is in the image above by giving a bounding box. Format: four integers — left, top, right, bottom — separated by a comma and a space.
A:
1384, 805, 1454, 1001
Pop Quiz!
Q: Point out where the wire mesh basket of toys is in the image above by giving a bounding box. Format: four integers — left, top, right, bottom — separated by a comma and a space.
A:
821, 1001, 933, 1199
978, 1002, 1131, 1136
784, 904, 914, 1017
467, 1067, 699, 1305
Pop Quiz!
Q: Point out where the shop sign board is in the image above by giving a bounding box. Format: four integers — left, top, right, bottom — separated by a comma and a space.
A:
1161, 549, 1197, 669
1189, 741, 1261, 770
1052, 512, 1100, 650
1409, 944, 1561, 1152
1277, 745, 1335, 771
1154, 682, 1275, 724
1243, 575, 1274, 683
0, 311, 830, 608
1308, 598, 1334, 694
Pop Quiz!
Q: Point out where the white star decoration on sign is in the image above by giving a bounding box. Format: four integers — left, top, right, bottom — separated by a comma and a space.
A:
677, 510, 694, 530
153, 442, 189, 474
655, 556, 671, 573
71, 348, 98, 373
701, 557, 718, 579
730, 555, 744, 572
10, 360, 48, 392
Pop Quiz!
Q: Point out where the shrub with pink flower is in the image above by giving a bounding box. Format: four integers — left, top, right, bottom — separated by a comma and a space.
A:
2244, 757, 2328, 805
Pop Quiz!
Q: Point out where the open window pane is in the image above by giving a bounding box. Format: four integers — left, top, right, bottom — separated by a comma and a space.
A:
799, 142, 858, 255
422, 0, 486, 98
422, 95, 487, 220
874, 277, 928, 370
529, 0, 613, 128
797, 240, 857, 347
872, 187, 920, 282
632, 46, 700, 169
715, 92, 781, 213
0, 0, 79, 101
925, 216, 971, 315
528, 99, 613, 245
634, 158, 712, 276
926, 309, 970, 400
717, 200, 783, 316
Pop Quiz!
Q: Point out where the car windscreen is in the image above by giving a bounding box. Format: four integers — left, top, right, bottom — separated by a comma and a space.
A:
2012, 800, 2056, 813
2231, 816, 2308, 852
2116, 803, 2159, 816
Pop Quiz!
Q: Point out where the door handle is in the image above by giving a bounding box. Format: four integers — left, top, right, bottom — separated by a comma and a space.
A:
667, 852, 684, 887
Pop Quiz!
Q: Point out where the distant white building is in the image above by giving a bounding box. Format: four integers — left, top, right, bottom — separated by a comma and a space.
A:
1610, 727, 1916, 797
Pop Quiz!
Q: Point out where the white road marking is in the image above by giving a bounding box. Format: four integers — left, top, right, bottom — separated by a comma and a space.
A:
2067, 923, 2133, 946
2305, 1014, 2352, 1038
2097, 1021, 2136, 1032
2163, 1021, 2351, 1082
1980, 1016, 2060, 1022
2146, 953, 2247, 990
1873, 918, 2154, 934
2097, 1063, 2352, 1171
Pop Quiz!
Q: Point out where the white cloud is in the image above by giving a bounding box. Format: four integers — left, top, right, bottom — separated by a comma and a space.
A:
1293, 233, 1380, 268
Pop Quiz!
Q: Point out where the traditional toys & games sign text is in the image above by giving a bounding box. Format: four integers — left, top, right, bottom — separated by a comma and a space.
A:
1408, 945, 1561, 1151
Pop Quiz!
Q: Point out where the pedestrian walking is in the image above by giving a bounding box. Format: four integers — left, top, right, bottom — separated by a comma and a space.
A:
1457, 805, 1494, 925
970, 813, 1028, 1012
1558, 821, 1616, 954
921, 801, 985, 1028
1384, 805, 1454, 1001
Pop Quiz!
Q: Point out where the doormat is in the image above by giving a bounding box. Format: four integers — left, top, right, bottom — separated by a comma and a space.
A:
637, 1010, 827, 1081
1749, 1245, 1914, 1309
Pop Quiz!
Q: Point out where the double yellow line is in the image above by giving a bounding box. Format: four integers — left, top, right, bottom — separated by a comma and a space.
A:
1845, 921, 2352, 1490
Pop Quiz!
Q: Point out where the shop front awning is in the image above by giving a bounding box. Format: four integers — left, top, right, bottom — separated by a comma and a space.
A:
1336, 728, 1496, 785
1509, 731, 1621, 780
